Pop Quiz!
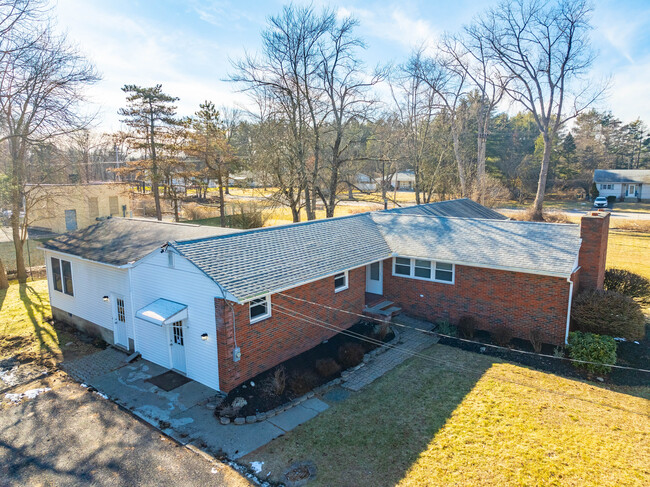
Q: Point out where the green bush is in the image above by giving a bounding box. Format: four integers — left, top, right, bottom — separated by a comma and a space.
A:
567, 331, 617, 374
435, 319, 457, 337
604, 268, 650, 301
572, 290, 646, 341
457, 316, 478, 339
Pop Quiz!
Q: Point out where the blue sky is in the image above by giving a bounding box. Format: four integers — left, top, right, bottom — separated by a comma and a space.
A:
56, 0, 650, 131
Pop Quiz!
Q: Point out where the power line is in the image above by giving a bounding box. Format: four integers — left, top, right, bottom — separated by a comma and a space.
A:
276, 293, 650, 374
272, 306, 650, 417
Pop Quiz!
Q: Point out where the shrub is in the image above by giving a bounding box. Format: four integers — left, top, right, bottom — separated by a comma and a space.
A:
436, 319, 457, 337
567, 331, 617, 374
261, 366, 286, 397
572, 290, 646, 341
314, 358, 341, 378
230, 203, 269, 229
338, 342, 365, 368
288, 369, 319, 396
529, 329, 544, 354
604, 268, 650, 301
183, 202, 216, 220
491, 326, 513, 347
457, 316, 478, 339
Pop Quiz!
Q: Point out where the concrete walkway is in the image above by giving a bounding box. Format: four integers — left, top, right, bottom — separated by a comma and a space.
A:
60, 315, 437, 461
342, 315, 439, 392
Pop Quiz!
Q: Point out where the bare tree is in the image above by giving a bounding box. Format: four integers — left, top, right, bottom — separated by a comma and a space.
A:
316, 15, 384, 217
0, 23, 98, 282
441, 27, 506, 204
479, 0, 602, 220
119, 84, 178, 221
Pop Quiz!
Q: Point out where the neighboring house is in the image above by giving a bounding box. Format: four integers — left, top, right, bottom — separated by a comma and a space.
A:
354, 173, 377, 192
593, 169, 650, 202
42, 199, 610, 393
391, 170, 416, 191
27, 182, 132, 233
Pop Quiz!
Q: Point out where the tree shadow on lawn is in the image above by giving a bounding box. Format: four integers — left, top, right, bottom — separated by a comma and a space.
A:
244, 345, 650, 487
17, 282, 60, 364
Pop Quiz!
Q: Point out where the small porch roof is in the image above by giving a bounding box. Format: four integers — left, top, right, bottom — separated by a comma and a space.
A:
136, 298, 188, 326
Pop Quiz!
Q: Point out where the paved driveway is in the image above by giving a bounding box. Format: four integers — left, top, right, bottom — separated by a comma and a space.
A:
0, 378, 251, 487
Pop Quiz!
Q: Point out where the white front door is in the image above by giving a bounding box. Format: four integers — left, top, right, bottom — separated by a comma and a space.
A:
366, 261, 383, 295
170, 320, 187, 374
112, 294, 128, 348
627, 184, 636, 197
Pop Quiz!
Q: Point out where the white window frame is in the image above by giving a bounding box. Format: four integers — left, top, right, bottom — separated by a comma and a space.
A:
334, 271, 349, 293
392, 257, 455, 285
249, 295, 272, 324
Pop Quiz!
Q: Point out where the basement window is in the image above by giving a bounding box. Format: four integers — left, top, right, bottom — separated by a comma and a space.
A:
249, 296, 271, 324
334, 271, 348, 292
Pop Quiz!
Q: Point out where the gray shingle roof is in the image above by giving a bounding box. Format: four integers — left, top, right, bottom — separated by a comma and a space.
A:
172, 214, 391, 301
593, 169, 650, 184
385, 198, 508, 220
371, 213, 580, 277
172, 202, 581, 302
42, 218, 240, 266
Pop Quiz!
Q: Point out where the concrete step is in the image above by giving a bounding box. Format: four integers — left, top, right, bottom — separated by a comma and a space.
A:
365, 300, 394, 311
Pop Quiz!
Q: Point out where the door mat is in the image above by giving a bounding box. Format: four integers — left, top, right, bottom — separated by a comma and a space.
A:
146, 370, 191, 391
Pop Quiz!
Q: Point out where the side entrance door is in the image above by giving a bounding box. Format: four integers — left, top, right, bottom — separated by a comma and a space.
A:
170, 320, 187, 374
366, 261, 383, 295
64, 209, 77, 231
112, 294, 128, 348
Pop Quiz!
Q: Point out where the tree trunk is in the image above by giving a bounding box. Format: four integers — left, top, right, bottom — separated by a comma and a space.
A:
304, 186, 315, 220
217, 168, 226, 227
0, 257, 8, 290
290, 203, 300, 222
452, 130, 467, 197
531, 133, 552, 221
477, 132, 487, 205
173, 194, 179, 222
10, 139, 27, 283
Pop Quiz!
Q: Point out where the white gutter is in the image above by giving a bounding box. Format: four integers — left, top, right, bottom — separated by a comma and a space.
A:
565, 277, 575, 345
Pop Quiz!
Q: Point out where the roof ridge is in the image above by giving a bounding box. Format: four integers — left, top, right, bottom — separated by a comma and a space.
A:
172, 211, 374, 246
372, 211, 578, 227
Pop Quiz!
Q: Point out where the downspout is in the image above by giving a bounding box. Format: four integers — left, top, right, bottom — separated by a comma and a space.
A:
565, 277, 574, 345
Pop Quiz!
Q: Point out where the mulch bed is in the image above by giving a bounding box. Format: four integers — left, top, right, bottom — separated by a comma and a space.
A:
216, 321, 394, 418
438, 324, 650, 388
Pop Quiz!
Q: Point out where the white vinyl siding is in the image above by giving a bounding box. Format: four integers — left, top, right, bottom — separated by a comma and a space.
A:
392, 257, 455, 284
45, 251, 132, 338
130, 251, 224, 390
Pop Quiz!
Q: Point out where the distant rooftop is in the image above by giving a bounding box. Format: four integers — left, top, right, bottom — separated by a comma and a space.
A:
384, 198, 508, 220
593, 169, 650, 184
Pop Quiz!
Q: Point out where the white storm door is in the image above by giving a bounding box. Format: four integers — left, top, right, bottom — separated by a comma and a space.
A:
366, 261, 383, 295
112, 295, 128, 348
170, 320, 187, 374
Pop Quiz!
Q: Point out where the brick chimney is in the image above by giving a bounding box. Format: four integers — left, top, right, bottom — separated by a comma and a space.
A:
578, 211, 610, 292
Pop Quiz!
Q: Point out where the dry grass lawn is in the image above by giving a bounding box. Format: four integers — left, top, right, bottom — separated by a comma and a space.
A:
244, 345, 650, 487
0, 280, 95, 366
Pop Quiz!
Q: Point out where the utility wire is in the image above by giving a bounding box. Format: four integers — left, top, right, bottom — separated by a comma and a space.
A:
276, 292, 650, 374
273, 306, 650, 417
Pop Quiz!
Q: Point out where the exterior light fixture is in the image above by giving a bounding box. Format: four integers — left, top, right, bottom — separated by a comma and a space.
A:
201, 333, 209, 341
103, 296, 109, 302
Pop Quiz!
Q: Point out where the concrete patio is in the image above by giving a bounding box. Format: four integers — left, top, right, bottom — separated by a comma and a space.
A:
62, 348, 330, 459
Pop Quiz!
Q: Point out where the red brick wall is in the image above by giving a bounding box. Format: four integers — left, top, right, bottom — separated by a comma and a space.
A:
382, 259, 571, 345
578, 212, 610, 292
215, 267, 365, 392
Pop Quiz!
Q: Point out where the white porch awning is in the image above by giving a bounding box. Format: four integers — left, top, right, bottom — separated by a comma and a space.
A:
136, 298, 188, 326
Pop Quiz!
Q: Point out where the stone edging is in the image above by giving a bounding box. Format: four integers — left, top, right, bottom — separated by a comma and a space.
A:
219, 325, 399, 426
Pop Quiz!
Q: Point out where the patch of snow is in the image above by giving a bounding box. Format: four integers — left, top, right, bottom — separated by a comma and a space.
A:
93, 391, 109, 399
250, 381, 255, 387
80, 383, 89, 388
250, 461, 264, 474
634, 341, 640, 345
0, 367, 18, 386
4, 387, 51, 403
614, 337, 626, 342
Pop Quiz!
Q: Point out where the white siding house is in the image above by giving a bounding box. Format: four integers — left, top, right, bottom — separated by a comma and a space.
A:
594, 169, 650, 202
130, 249, 225, 390
42, 218, 239, 391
